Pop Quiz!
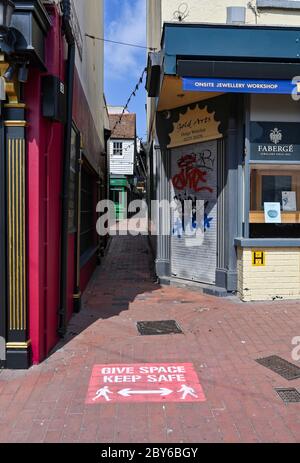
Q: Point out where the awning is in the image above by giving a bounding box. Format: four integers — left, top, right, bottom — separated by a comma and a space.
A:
162, 22, 300, 76
146, 22, 300, 109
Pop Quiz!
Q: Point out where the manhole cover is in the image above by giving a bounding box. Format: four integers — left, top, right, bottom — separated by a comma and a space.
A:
137, 320, 183, 336
256, 356, 300, 380
275, 388, 300, 403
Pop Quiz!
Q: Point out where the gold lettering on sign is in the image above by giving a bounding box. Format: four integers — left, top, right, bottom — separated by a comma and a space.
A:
168, 105, 222, 149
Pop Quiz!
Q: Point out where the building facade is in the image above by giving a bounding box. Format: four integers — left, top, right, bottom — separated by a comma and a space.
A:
108, 108, 137, 220
0, 0, 108, 369
146, 0, 300, 301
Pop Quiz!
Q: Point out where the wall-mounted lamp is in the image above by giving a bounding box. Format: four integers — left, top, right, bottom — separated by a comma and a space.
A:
3, 62, 14, 80
0, 0, 15, 39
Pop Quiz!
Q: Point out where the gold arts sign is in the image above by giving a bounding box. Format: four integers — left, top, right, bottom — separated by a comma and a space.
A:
167, 105, 222, 149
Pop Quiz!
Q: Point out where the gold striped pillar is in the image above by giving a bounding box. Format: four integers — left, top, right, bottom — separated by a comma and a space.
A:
4, 103, 31, 369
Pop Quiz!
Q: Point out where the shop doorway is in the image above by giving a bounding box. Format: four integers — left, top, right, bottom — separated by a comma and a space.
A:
110, 187, 126, 221
170, 140, 218, 285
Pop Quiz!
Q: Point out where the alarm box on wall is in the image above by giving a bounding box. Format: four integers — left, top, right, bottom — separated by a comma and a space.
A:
42, 75, 66, 123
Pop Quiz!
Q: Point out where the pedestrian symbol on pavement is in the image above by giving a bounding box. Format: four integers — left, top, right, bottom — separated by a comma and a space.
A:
178, 385, 198, 400
93, 386, 113, 402
86, 363, 206, 404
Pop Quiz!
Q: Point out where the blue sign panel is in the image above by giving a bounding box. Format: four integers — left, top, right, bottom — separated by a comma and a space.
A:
250, 122, 300, 162
182, 77, 299, 95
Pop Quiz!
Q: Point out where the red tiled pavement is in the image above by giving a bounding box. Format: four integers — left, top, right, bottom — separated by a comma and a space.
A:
1, 235, 300, 443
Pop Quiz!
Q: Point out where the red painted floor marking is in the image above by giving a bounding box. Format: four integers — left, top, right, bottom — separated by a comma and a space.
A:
86, 363, 206, 404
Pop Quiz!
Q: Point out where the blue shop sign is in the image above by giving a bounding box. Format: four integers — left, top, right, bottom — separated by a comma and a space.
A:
182, 77, 299, 95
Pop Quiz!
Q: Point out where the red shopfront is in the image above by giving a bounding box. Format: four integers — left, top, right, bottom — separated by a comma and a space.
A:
0, 1, 106, 369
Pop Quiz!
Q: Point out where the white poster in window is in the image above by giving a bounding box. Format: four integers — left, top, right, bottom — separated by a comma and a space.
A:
264, 203, 282, 224
282, 191, 297, 212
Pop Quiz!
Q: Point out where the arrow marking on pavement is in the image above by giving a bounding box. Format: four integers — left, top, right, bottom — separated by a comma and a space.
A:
118, 388, 173, 397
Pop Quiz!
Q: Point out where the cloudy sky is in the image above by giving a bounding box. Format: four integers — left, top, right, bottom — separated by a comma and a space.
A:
104, 0, 147, 139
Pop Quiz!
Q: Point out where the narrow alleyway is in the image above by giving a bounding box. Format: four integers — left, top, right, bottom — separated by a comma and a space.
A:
0, 235, 300, 443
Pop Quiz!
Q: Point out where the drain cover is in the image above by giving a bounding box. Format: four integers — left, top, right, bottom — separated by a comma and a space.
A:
137, 320, 183, 336
256, 356, 300, 380
275, 388, 300, 403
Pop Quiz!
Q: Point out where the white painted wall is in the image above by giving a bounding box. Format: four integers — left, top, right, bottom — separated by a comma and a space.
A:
147, 0, 162, 51
160, 0, 300, 27
108, 106, 129, 115
109, 139, 135, 176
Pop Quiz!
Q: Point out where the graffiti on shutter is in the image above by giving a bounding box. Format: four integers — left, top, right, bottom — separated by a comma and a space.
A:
171, 141, 218, 284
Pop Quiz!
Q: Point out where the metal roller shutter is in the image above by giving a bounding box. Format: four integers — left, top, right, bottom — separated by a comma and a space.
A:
170, 140, 218, 284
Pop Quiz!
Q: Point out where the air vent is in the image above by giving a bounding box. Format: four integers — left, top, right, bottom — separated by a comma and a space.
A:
226, 7, 246, 24
275, 388, 300, 403
137, 320, 183, 336
256, 356, 300, 381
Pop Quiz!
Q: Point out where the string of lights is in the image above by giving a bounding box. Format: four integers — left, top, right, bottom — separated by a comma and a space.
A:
84, 35, 149, 150
110, 67, 147, 136
85, 34, 157, 52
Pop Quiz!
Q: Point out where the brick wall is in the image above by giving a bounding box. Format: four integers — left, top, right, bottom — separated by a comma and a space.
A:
238, 247, 300, 301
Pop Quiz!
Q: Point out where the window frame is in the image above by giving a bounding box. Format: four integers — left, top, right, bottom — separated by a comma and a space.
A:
244, 95, 300, 239
112, 141, 124, 157
249, 164, 300, 226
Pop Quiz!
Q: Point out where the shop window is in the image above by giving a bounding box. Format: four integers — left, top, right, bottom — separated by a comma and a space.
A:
250, 164, 300, 238
68, 125, 79, 232
113, 142, 123, 156
80, 167, 95, 256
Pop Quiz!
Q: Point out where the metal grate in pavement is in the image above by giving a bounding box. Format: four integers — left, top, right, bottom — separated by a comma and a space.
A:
275, 388, 300, 403
137, 320, 183, 336
256, 355, 300, 380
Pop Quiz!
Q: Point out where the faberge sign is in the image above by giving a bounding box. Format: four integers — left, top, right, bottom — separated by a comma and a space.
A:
250, 121, 300, 162
167, 104, 222, 149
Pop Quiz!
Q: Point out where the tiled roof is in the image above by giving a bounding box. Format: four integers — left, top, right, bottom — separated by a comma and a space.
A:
109, 113, 136, 139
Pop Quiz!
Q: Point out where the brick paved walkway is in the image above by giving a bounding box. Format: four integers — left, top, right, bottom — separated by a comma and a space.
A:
1, 235, 300, 443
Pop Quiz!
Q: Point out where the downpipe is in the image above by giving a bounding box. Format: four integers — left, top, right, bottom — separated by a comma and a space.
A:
58, 0, 75, 337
